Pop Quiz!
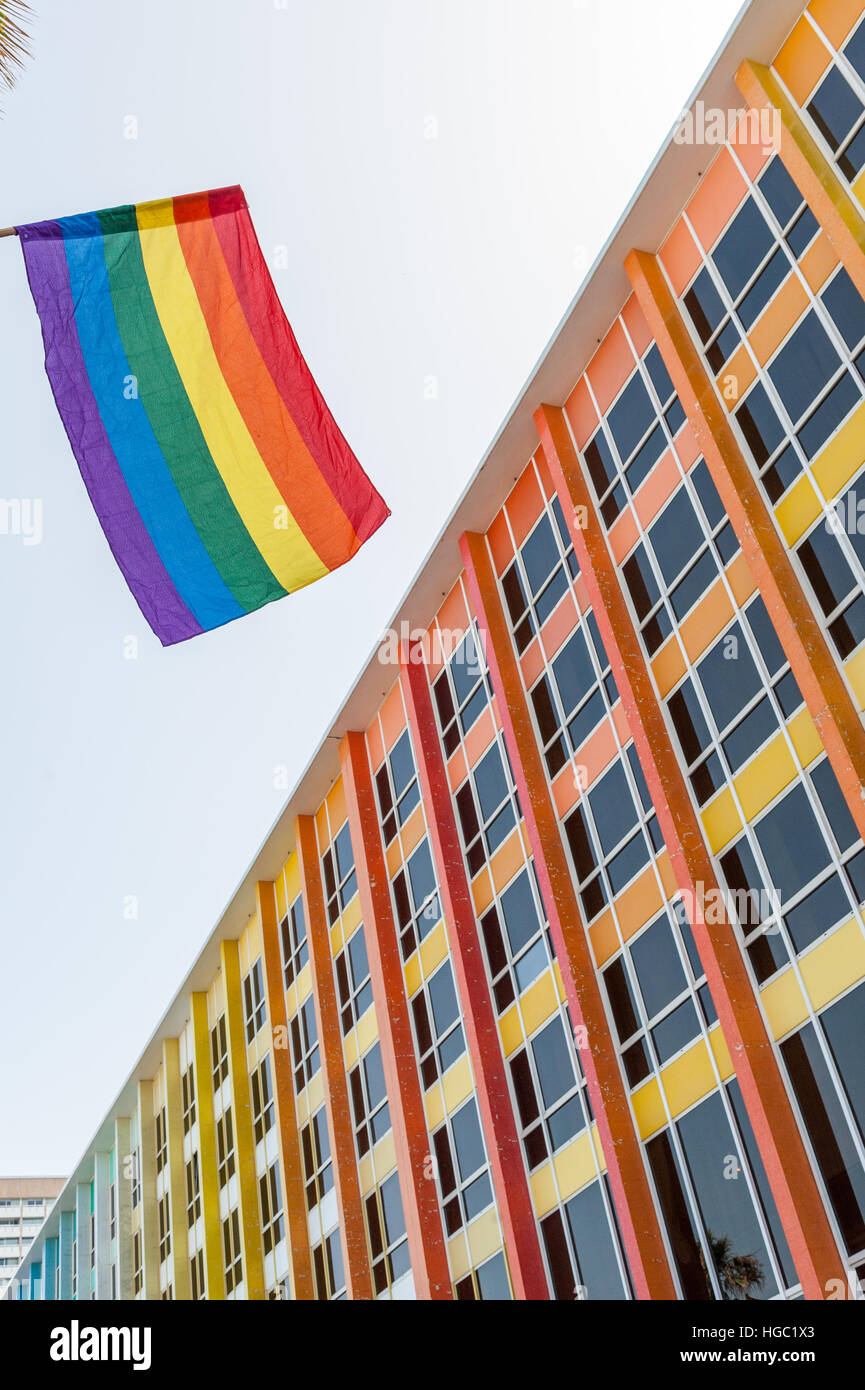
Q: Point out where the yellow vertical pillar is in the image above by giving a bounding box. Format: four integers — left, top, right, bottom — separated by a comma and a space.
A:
221, 938, 266, 1300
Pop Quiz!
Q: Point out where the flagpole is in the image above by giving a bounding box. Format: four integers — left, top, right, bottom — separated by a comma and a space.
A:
0, 227, 18, 237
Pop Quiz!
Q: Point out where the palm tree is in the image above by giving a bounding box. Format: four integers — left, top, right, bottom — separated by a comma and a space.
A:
0, 1, 32, 104
704, 1230, 766, 1300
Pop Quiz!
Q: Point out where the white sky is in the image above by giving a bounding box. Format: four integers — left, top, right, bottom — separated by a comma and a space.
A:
0, 0, 743, 1173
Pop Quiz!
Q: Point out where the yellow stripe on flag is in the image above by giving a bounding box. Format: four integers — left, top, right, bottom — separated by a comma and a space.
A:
135, 204, 327, 592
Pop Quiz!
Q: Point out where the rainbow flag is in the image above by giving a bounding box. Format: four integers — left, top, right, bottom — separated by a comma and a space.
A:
17, 186, 390, 644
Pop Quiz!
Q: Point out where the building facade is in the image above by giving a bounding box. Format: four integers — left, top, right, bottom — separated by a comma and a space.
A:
7, 0, 865, 1302
0, 1179, 65, 1298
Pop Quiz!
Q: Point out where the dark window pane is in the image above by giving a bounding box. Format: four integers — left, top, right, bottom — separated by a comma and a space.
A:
690, 459, 725, 531
625, 423, 666, 493
542, 1210, 577, 1300
670, 551, 716, 621
502, 562, 529, 626
726, 1079, 798, 1290
787, 206, 819, 257
584, 430, 618, 497
677, 1091, 779, 1299
646, 1130, 713, 1299
736, 382, 785, 466
798, 372, 860, 459
722, 697, 778, 772
822, 267, 865, 351
651, 998, 700, 1064
784, 873, 851, 954
822, 981, 865, 1148
697, 623, 762, 733
630, 916, 687, 1020
428, 961, 459, 1036
521, 514, 559, 598
531, 1016, 577, 1109
781, 1020, 865, 1256
565, 805, 596, 882
769, 312, 841, 423
758, 157, 803, 229
565, 1180, 628, 1300
623, 544, 660, 621
744, 596, 786, 677
475, 1250, 511, 1301
451, 1101, 486, 1181
807, 65, 863, 151
684, 267, 725, 344
553, 627, 595, 716
713, 197, 774, 300
500, 870, 541, 956
754, 784, 832, 905
649, 488, 704, 588
531, 675, 560, 747
608, 371, 656, 465
588, 761, 638, 857
510, 1049, 540, 1129
645, 343, 674, 403
603, 956, 640, 1044
738, 248, 788, 331
811, 758, 860, 853
668, 678, 711, 765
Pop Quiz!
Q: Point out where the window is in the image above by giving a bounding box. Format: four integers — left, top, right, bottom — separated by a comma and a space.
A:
251, 1055, 275, 1145
279, 893, 308, 988
375, 729, 421, 845
501, 500, 579, 652
509, 1012, 587, 1169
321, 823, 357, 925
622, 463, 737, 657
259, 1162, 284, 1256
432, 626, 491, 754
211, 1015, 228, 1090
805, 30, 865, 185
667, 599, 801, 808
132, 1230, 143, 1298
290, 995, 320, 1093
411, 959, 466, 1088
479, 865, 552, 1013
216, 1107, 235, 1189
222, 1209, 242, 1296
155, 1109, 167, 1174
583, 344, 686, 526
603, 908, 709, 1086
185, 1153, 201, 1228
181, 1065, 196, 1135
243, 957, 266, 1042
564, 747, 663, 922
432, 1098, 494, 1235
349, 1041, 391, 1156
541, 1176, 630, 1300
157, 1193, 171, 1265
366, 1173, 410, 1295
781, 983, 865, 1258
455, 738, 521, 876
646, 1081, 793, 1300
335, 926, 374, 1034
797, 486, 865, 659
529, 614, 619, 775
454, 1249, 512, 1300
391, 836, 442, 960
301, 1106, 334, 1211
131, 1148, 141, 1210
190, 1248, 205, 1300
109, 1181, 116, 1242
312, 1229, 346, 1300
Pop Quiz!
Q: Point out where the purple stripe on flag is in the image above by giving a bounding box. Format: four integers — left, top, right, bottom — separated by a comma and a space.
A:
17, 219, 202, 645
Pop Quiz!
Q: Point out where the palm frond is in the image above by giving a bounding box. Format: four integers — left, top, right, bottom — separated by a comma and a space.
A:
0, 1, 33, 96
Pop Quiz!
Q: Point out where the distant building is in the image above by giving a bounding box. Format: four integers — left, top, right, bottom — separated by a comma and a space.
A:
0, 1179, 65, 1298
